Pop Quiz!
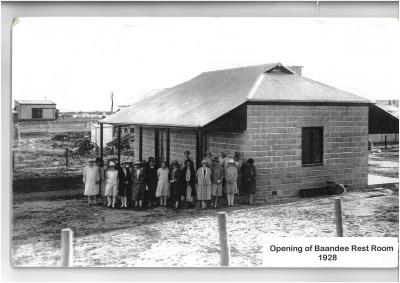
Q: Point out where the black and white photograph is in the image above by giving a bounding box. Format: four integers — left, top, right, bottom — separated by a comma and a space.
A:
10, 16, 399, 267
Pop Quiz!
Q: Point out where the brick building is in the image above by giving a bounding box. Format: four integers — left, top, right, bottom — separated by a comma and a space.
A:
100, 63, 370, 200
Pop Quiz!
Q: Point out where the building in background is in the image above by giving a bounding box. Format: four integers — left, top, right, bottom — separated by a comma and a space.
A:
14, 100, 58, 121
369, 101, 399, 144
101, 63, 370, 201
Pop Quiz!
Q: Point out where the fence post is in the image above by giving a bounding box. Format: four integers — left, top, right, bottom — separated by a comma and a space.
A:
61, 228, 73, 267
384, 135, 388, 150
217, 212, 230, 266
334, 198, 343, 237
65, 148, 69, 167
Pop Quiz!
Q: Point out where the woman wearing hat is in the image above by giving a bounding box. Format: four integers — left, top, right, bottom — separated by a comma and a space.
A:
145, 157, 158, 207
234, 151, 244, 195
118, 162, 131, 208
182, 159, 196, 207
156, 161, 170, 207
169, 160, 184, 209
203, 150, 213, 167
83, 159, 100, 206
180, 150, 194, 170
95, 157, 106, 206
131, 160, 146, 208
196, 159, 212, 209
243, 158, 257, 205
224, 159, 238, 206
105, 161, 119, 208
211, 156, 224, 208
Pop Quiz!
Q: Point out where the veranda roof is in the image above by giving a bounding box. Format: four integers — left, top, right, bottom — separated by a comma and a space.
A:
101, 63, 370, 128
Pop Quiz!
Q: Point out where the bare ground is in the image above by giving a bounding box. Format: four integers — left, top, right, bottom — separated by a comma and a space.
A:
11, 136, 399, 267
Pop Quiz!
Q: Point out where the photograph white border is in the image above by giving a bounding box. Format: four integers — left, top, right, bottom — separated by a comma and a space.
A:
1, 1, 399, 282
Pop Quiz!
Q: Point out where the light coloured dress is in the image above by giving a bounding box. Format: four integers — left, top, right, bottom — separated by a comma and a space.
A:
83, 165, 100, 196
196, 167, 212, 200
105, 169, 119, 197
224, 165, 238, 194
156, 168, 170, 197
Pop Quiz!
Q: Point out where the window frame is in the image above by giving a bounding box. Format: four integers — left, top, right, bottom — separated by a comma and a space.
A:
301, 126, 324, 166
31, 108, 43, 119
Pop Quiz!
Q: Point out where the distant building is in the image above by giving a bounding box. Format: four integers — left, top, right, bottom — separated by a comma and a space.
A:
369, 102, 399, 143
375, 100, 399, 108
14, 100, 58, 121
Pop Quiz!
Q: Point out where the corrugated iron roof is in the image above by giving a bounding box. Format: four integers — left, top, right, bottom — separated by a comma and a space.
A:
101, 63, 370, 127
375, 103, 399, 119
14, 100, 56, 105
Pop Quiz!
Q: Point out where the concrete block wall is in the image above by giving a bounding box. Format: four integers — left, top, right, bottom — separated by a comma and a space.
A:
132, 126, 155, 161
169, 128, 197, 166
245, 104, 369, 200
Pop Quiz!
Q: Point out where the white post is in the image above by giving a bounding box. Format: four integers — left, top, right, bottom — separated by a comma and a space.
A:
217, 212, 230, 266
61, 228, 73, 267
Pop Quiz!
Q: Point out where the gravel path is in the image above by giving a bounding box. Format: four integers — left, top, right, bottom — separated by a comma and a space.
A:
12, 189, 398, 267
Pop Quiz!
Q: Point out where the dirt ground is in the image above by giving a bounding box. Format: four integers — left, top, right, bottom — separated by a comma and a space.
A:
11, 136, 399, 267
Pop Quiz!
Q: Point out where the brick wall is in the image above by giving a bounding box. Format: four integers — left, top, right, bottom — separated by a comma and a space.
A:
170, 128, 197, 166
245, 104, 369, 201
132, 126, 155, 161
133, 103, 369, 202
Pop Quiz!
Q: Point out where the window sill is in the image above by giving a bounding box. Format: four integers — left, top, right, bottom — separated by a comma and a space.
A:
302, 163, 324, 167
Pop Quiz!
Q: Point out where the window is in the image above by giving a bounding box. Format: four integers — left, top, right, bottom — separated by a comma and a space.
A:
302, 127, 323, 165
32, 108, 43, 119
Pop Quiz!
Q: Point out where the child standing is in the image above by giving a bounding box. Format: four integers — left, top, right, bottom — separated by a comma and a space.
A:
156, 161, 170, 207
211, 157, 224, 208
105, 161, 119, 208
83, 159, 100, 205
224, 159, 238, 206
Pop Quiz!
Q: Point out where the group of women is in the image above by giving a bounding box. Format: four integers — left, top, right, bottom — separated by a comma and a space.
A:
82, 150, 257, 209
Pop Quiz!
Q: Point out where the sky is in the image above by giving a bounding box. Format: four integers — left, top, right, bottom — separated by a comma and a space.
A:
12, 17, 400, 112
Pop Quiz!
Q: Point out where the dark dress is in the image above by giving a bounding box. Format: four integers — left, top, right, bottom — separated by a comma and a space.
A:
242, 163, 257, 195
118, 167, 131, 197
145, 164, 158, 204
169, 169, 184, 202
181, 165, 196, 199
131, 168, 146, 201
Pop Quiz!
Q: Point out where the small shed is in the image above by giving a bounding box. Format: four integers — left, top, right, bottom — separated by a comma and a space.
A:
14, 100, 57, 121
100, 63, 370, 200
369, 103, 399, 143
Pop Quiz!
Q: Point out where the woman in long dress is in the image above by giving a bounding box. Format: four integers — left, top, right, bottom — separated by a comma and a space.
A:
169, 161, 184, 209
118, 162, 131, 208
224, 159, 238, 206
156, 161, 170, 207
211, 157, 224, 208
131, 161, 146, 208
243, 158, 257, 205
96, 157, 106, 206
182, 159, 196, 207
83, 159, 100, 205
145, 157, 158, 207
105, 161, 119, 208
196, 159, 212, 209
234, 151, 244, 195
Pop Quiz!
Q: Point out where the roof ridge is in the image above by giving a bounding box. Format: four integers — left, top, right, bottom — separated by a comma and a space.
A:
200, 62, 281, 74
